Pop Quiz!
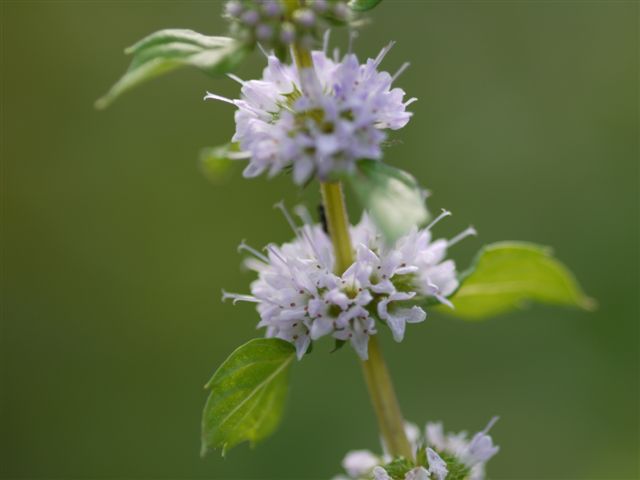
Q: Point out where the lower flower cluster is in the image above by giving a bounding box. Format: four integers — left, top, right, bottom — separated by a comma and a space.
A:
223, 204, 475, 359
334, 418, 500, 480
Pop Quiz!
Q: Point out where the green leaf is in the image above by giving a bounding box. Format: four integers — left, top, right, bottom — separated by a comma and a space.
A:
201, 338, 296, 456
96, 30, 248, 109
346, 160, 430, 244
199, 143, 242, 184
349, 0, 384, 11
445, 242, 595, 320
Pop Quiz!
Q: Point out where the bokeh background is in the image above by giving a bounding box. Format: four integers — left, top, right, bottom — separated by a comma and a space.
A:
2, 1, 638, 479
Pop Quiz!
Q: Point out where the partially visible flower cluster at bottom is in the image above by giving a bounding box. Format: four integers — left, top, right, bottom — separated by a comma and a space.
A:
223, 204, 476, 360
333, 418, 500, 480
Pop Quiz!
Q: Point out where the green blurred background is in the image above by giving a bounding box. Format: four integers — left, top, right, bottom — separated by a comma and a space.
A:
2, 1, 638, 479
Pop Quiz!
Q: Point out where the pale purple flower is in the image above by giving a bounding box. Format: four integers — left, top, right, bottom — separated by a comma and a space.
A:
205, 43, 416, 184
404, 467, 431, 480
222, 204, 471, 359
342, 450, 381, 477
425, 418, 500, 480
426, 448, 448, 480
372, 467, 392, 480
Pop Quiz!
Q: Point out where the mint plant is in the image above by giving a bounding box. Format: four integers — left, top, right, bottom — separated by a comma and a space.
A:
98, 1, 593, 478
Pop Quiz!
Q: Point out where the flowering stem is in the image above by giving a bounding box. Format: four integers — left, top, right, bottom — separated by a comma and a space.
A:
283, 0, 314, 69
361, 337, 415, 461
292, 43, 314, 70
320, 182, 355, 274
281, 0, 413, 458
321, 180, 413, 461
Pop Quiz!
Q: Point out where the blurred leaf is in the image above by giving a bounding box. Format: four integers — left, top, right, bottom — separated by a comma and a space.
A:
96, 30, 248, 109
346, 160, 430, 244
199, 143, 242, 184
201, 338, 295, 456
349, 0, 384, 11
445, 242, 595, 320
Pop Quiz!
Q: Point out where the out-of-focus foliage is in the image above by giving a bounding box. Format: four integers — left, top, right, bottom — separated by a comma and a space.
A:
445, 242, 595, 320
347, 159, 429, 243
96, 30, 247, 109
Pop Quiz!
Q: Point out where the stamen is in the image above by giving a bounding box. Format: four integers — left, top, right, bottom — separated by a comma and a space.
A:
404, 97, 418, 107
221, 290, 259, 304
226, 150, 251, 160
293, 204, 314, 225
482, 416, 500, 434
274, 201, 300, 237
300, 225, 324, 263
238, 240, 269, 262
427, 281, 454, 309
448, 226, 477, 247
347, 30, 358, 55
290, 206, 326, 266
204, 92, 235, 105
435, 293, 454, 309
426, 208, 452, 231
333, 47, 340, 63
256, 42, 269, 59
227, 73, 245, 85
322, 29, 331, 55
392, 62, 410, 82
373, 41, 395, 68
265, 243, 287, 265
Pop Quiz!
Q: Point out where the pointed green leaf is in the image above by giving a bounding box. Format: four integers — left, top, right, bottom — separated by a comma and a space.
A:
349, 0, 384, 11
346, 160, 430, 244
201, 338, 296, 456
445, 242, 595, 320
96, 30, 248, 109
199, 143, 242, 184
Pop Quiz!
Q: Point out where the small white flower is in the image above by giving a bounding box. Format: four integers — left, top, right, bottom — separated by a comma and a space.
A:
426, 448, 448, 480
206, 42, 415, 184
223, 204, 472, 359
373, 466, 393, 480
425, 417, 500, 480
459, 417, 500, 468
342, 450, 380, 477
404, 466, 431, 480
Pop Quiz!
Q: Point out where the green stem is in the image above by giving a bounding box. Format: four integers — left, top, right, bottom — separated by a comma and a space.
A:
321, 180, 413, 461
320, 182, 354, 274
361, 336, 414, 460
282, 0, 413, 458
320, 182, 413, 459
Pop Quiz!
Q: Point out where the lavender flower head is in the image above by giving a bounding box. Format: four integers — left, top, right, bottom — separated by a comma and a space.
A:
222, 205, 475, 360
206, 42, 416, 185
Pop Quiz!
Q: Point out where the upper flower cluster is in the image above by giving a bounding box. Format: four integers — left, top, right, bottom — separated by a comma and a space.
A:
206, 43, 415, 185
224, 0, 351, 51
223, 205, 476, 360
334, 418, 500, 480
